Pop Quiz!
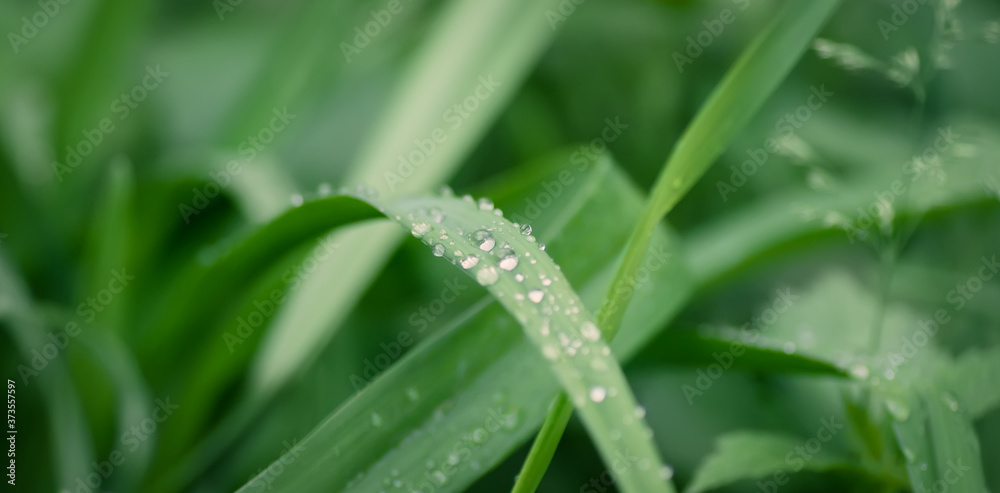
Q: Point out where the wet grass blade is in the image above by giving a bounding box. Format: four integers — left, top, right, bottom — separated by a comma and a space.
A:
368, 195, 674, 493
517, 2, 844, 489
235, 157, 690, 493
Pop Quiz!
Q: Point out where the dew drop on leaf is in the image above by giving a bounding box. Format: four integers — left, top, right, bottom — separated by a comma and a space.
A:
472, 229, 495, 252
542, 345, 560, 360
477, 197, 494, 211
431, 244, 445, 257
885, 397, 910, 422
290, 194, 304, 206
943, 392, 959, 412
411, 222, 431, 238
496, 248, 518, 271
528, 289, 544, 303
849, 363, 870, 379
589, 386, 607, 403
520, 223, 532, 235
460, 255, 480, 269
476, 266, 499, 286
581, 322, 601, 341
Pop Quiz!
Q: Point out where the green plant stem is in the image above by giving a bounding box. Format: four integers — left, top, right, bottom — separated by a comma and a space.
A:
510, 394, 574, 493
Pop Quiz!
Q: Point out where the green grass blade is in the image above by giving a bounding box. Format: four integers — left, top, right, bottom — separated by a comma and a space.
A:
510, 394, 573, 493
234, 158, 692, 493
77, 328, 155, 491
371, 195, 673, 493
598, 0, 843, 336
921, 389, 987, 493
0, 255, 94, 491
945, 347, 1000, 419
513, 5, 844, 486
250, 0, 563, 400
685, 431, 849, 493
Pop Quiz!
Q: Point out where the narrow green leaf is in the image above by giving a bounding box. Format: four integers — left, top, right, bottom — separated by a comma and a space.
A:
946, 346, 1000, 419
922, 389, 987, 493
366, 195, 673, 493
599, 0, 843, 336
251, 0, 565, 401
517, 4, 843, 487
0, 255, 94, 491
685, 431, 847, 493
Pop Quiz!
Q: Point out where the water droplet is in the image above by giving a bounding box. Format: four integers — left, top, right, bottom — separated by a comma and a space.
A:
290, 194, 304, 206
514, 273, 525, 282
543, 345, 560, 360
783, 342, 796, 354
520, 224, 532, 235
317, 182, 332, 196
528, 289, 544, 303
634, 406, 646, 419
478, 197, 494, 211
581, 322, 601, 341
538, 243, 546, 251
472, 229, 495, 252
411, 222, 431, 238
849, 363, 870, 379
943, 392, 959, 412
885, 397, 910, 421
589, 387, 607, 403
497, 248, 518, 271
354, 184, 378, 199
431, 244, 445, 257
660, 465, 675, 480
476, 266, 499, 286
460, 255, 480, 269
371, 412, 383, 427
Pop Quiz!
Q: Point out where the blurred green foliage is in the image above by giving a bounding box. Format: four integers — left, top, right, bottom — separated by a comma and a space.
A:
1, 0, 999, 492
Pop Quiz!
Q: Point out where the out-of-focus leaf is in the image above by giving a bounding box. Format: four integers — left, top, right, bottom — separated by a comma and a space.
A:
945, 347, 1000, 419
0, 254, 94, 491
685, 431, 848, 493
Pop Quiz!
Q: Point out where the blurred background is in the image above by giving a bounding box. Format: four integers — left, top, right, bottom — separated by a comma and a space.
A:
1, 0, 999, 491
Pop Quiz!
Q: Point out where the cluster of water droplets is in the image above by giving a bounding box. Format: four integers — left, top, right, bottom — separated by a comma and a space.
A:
398, 191, 673, 484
